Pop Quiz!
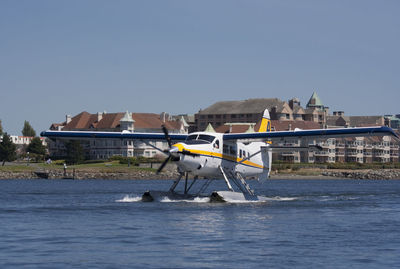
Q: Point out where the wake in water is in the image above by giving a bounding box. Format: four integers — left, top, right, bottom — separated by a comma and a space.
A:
115, 194, 211, 203
116, 195, 142, 203
115, 194, 299, 203
160, 196, 211, 203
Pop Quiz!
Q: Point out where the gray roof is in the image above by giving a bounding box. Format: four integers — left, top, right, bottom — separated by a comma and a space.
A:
292, 104, 305, 114
326, 115, 384, 127
198, 98, 285, 114
348, 116, 384, 127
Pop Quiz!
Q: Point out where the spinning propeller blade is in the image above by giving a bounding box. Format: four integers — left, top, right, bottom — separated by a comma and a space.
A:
157, 155, 171, 174
157, 125, 174, 174
162, 125, 172, 148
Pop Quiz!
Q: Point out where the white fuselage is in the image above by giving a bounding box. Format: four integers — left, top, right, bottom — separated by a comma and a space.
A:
171, 132, 272, 180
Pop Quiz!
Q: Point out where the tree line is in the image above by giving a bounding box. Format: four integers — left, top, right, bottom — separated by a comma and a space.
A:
0, 120, 44, 165
0, 119, 36, 137
1, 119, 85, 166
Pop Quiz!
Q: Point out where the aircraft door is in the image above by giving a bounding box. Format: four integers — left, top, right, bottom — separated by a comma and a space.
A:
259, 145, 272, 181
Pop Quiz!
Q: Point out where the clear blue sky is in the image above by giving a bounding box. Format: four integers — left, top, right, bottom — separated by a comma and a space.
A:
1, 0, 399, 135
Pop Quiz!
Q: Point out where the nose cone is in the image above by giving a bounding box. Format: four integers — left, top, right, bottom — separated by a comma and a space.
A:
169, 146, 179, 154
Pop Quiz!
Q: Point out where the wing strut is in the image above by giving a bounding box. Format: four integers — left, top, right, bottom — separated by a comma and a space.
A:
219, 166, 234, 191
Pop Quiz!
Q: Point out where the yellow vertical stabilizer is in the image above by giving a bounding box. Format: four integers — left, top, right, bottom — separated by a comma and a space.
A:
258, 109, 271, 133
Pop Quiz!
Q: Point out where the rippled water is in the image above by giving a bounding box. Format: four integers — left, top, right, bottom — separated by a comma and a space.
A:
1, 179, 399, 268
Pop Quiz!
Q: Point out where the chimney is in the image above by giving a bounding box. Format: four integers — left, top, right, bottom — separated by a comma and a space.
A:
333, 111, 345, 116
97, 112, 103, 122
66, 115, 72, 124
288, 98, 300, 110
160, 112, 169, 123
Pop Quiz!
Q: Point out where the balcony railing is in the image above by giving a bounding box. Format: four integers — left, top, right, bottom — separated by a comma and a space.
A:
345, 145, 362, 149
314, 151, 329, 156
281, 151, 296, 156
373, 153, 389, 157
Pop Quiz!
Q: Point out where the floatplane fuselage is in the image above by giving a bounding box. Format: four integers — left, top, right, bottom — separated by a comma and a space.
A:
171, 132, 271, 180
41, 109, 398, 202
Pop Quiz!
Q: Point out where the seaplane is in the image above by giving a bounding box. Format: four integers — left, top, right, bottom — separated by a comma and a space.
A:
41, 109, 398, 202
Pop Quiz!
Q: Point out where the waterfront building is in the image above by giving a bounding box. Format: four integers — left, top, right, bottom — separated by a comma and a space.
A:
215, 119, 398, 164
195, 92, 331, 132
46, 111, 187, 159
304, 92, 330, 125
0, 135, 46, 156
45, 92, 399, 163
384, 114, 400, 130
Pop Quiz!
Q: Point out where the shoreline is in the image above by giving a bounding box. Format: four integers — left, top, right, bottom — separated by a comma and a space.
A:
1, 168, 400, 180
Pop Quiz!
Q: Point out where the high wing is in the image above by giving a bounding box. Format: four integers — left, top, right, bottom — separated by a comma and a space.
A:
223, 126, 399, 142
40, 130, 188, 141
41, 126, 398, 142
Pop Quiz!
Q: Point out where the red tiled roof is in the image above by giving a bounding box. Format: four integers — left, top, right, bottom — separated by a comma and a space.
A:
58, 111, 181, 132
96, 113, 124, 129
63, 112, 97, 130
132, 113, 178, 130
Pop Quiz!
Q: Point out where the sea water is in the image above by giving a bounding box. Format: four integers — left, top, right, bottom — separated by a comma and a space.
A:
0, 179, 399, 268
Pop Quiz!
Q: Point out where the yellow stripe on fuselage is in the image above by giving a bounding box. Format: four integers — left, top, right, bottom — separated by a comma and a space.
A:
174, 143, 265, 169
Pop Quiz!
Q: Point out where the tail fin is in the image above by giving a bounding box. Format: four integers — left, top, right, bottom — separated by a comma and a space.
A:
258, 109, 271, 133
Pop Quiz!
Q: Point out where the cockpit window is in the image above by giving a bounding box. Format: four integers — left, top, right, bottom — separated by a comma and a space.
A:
197, 135, 215, 143
187, 134, 198, 141
185, 134, 216, 145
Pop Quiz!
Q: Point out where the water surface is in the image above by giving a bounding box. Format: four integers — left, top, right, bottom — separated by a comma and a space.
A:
0, 179, 399, 268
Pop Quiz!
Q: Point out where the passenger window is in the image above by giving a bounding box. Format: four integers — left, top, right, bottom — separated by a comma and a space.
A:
214, 139, 220, 149
229, 146, 236, 156
223, 144, 229, 154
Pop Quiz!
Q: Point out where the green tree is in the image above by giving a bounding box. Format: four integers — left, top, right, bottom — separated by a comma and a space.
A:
0, 133, 17, 166
27, 137, 46, 161
65, 140, 85, 165
22, 121, 36, 137
0, 119, 3, 135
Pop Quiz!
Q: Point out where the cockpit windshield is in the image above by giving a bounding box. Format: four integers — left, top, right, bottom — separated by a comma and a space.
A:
185, 134, 216, 144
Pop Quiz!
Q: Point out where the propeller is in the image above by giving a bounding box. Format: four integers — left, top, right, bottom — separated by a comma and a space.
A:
157, 125, 178, 174
162, 125, 172, 148
157, 154, 172, 174
157, 125, 199, 174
